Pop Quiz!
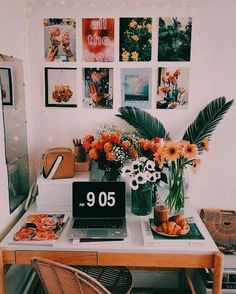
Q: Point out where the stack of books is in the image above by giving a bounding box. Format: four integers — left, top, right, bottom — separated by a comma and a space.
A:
200, 268, 236, 290
140, 216, 207, 247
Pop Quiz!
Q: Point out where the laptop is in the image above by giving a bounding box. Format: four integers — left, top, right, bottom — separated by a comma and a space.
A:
67, 181, 127, 240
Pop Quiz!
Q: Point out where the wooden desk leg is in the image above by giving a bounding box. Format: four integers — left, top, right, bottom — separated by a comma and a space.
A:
0, 250, 6, 294
212, 251, 224, 294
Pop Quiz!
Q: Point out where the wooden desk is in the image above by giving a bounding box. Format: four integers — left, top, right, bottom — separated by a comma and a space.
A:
0, 202, 223, 294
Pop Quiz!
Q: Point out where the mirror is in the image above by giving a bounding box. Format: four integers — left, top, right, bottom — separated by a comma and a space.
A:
0, 54, 29, 213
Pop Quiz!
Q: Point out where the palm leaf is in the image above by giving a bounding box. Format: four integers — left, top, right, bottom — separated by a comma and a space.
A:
117, 106, 170, 139
182, 97, 234, 149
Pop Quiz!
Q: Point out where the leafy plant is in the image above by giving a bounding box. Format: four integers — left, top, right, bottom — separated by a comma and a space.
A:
117, 97, 234, 144
182, 97, 234, 149
117, 106, 170, 140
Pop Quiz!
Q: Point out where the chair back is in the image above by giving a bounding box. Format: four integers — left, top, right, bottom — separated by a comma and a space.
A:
31, 257, 111, 294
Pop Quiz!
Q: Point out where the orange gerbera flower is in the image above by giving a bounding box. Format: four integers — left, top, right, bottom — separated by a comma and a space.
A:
91, 139, 104, 150
141, 139, 151, 151
83, 141, 91, 151
83, 134, 94, 143
153, 137, 161, 143
104, 142, 113, 153
184, 143, 198, 159
130, 148, 138, 158
201, 137, 209, 152
89, 149, 99, 160
150, 142, 159, 153
164, 142, 180, 161
101, 132, 111, 143
154, 150, 164, 169
106, 152, 116, 161
110, 131, 121, 144
191, 158, 201, 173
122, 140, 131, 150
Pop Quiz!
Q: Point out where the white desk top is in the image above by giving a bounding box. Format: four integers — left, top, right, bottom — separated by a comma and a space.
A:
0, 200, 218, 254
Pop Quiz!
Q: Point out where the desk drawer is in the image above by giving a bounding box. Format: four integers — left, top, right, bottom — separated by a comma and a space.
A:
15, 251, 97, 265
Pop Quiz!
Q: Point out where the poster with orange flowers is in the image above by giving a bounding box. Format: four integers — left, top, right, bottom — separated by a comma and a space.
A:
82, 18, 114, 62
156, 67, 189, 109
83, 68, 113, 109
13, 214, 68, 241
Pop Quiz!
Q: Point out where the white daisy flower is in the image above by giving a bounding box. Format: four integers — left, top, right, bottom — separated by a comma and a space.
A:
145, 160, 155, 171
129, 177, 139, 190
121, 166, 133, 178
143, 170, 152, 181
132, 160, 141, 172
135, 172, 146, 184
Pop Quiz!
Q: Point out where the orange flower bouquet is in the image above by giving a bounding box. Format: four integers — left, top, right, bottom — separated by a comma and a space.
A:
82, 126, 140, 181
117, 97, 234, 214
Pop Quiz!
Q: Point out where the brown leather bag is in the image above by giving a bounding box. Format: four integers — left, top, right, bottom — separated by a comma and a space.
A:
43, 147, 75, 179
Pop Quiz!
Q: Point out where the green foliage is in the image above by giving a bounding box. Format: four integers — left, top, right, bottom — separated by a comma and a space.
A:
117, 98, 234, 148
116, 106, 170, 140
182, 97, 234, 150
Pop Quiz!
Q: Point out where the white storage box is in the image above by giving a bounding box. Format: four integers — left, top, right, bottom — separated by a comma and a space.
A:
36, 171, 89, 212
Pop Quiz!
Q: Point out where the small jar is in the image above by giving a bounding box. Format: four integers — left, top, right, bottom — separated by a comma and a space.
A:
154, 203, 168, 226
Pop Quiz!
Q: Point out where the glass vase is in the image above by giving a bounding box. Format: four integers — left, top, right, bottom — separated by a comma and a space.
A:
102, 170, 120, 182
165, 165, 185, 216
131, 182, 152, 216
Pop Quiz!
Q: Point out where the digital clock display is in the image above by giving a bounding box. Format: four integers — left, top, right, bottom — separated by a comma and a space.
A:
72, 182, 126, 218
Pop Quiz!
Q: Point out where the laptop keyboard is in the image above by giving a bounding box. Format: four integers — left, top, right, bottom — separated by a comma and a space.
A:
73, 218, 124, 229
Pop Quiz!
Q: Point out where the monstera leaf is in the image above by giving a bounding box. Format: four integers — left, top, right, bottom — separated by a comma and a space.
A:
117, 106, 170, 139
182, 97, 234, 149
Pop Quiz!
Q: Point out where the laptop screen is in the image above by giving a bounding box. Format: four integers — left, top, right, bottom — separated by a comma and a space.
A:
73, 182, 126, 218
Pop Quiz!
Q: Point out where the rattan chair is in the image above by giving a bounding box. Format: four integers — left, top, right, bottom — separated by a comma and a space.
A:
31, 257, 133, 294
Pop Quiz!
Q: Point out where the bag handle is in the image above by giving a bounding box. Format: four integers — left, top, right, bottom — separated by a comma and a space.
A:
43, 155, 64, 179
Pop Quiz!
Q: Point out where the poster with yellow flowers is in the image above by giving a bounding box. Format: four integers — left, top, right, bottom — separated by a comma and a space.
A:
156, 67, 189, 109
120, 18, 152, 62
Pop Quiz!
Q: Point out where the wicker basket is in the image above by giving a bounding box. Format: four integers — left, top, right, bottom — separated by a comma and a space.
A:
200, 209, 236, 246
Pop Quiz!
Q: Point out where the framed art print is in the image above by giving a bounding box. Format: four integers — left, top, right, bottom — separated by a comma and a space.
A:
44, 18, 76, 62
121, 68, 152, 109
158, 17, 192, 62
45, 67, 77, 107
0, 67, 13, 106
156, 67, 189, 109
82, 18, 114, 62
82, 68, 113, 109
120, 17, 152, 62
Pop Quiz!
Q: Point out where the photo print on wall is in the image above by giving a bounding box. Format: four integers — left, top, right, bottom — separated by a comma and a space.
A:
82, 68, 113, 109
45, 67, 77, 107
0, 67, 13, 105
121, 68, 152, 109
120, 17, 152, 62
44, 18, 76, 62
156, 67, 189, 109
82, 18, 114, 62
158, 17, 192, 62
